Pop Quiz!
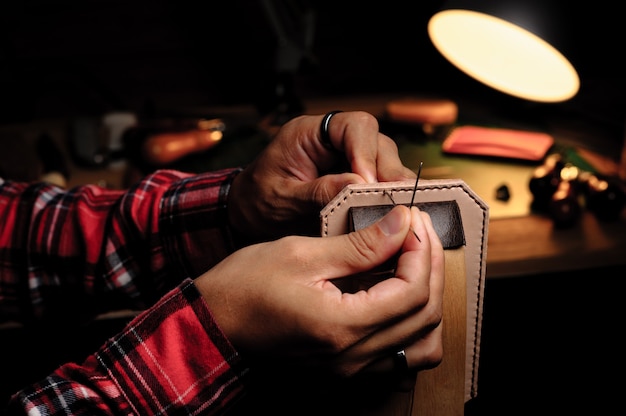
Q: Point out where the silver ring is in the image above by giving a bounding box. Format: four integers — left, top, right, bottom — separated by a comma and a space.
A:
320, 110, 342, 150
394, 349, 408, 373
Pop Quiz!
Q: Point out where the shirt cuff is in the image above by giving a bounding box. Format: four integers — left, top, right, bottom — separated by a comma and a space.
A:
96, 278, 248, 413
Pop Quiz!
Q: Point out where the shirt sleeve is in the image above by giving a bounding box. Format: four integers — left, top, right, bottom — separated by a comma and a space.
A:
8, 278, 248, 415
0, 168, 242, 325
1, 169, 249, 414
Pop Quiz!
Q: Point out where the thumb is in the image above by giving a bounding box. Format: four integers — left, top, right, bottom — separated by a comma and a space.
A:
322, 205, 411, 280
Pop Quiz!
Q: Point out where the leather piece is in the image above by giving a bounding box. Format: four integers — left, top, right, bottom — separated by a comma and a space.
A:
321, 179, 489, 403
349, 201, 465, 249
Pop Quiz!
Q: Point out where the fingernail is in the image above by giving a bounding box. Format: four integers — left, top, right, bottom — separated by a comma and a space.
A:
378, 206, 405, 235
365, 172, 377, 183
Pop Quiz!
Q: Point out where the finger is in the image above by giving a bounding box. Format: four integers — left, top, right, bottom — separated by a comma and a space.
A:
420, 208, 445, 305
393, 209, 445, 349
326, 111, 380, 183
400, 208, 445, 302
363, 323, 443, 375
374, 135, 417, 182
404, 323, 444, 370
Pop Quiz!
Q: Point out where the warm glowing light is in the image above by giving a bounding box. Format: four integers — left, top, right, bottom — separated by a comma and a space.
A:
560, 165, 579, 182
428, 9, 579, 102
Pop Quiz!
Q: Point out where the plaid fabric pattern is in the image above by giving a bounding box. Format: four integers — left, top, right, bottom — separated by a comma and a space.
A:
10, 280, 247, 415
1, 168, 248, 414
0, 168, 240, 322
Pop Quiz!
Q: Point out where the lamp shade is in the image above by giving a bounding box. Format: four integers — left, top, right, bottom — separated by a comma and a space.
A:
428, 0, 580, 103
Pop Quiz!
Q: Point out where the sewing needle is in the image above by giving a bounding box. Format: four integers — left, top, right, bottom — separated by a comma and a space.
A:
410, 161, 423, 208
410, 161, 423, 242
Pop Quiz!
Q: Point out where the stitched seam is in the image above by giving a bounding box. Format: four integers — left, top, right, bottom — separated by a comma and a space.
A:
470, 203, 488, 398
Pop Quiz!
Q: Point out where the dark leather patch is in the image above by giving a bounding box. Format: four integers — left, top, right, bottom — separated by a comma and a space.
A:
349, 200, 465, 249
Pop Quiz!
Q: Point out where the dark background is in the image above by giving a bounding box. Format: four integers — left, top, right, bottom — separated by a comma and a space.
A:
1, 1, 625, 414
0, 0, 624, 135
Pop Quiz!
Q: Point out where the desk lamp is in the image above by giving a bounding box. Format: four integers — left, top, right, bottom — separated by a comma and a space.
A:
427, 1, 580, 103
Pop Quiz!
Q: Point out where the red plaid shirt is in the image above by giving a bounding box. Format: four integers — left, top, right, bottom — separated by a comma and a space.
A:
0, 169, 249, 414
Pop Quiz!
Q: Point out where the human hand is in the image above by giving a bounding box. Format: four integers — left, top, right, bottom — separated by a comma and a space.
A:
227, 111, 416, 242
195, 204, 444, 378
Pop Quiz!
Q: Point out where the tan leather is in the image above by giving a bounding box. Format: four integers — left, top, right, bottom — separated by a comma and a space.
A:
321, 179, 489, 411
385, 98, 458, 125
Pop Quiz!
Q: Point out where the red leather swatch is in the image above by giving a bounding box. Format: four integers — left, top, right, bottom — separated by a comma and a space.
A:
442, 125, 554, 161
